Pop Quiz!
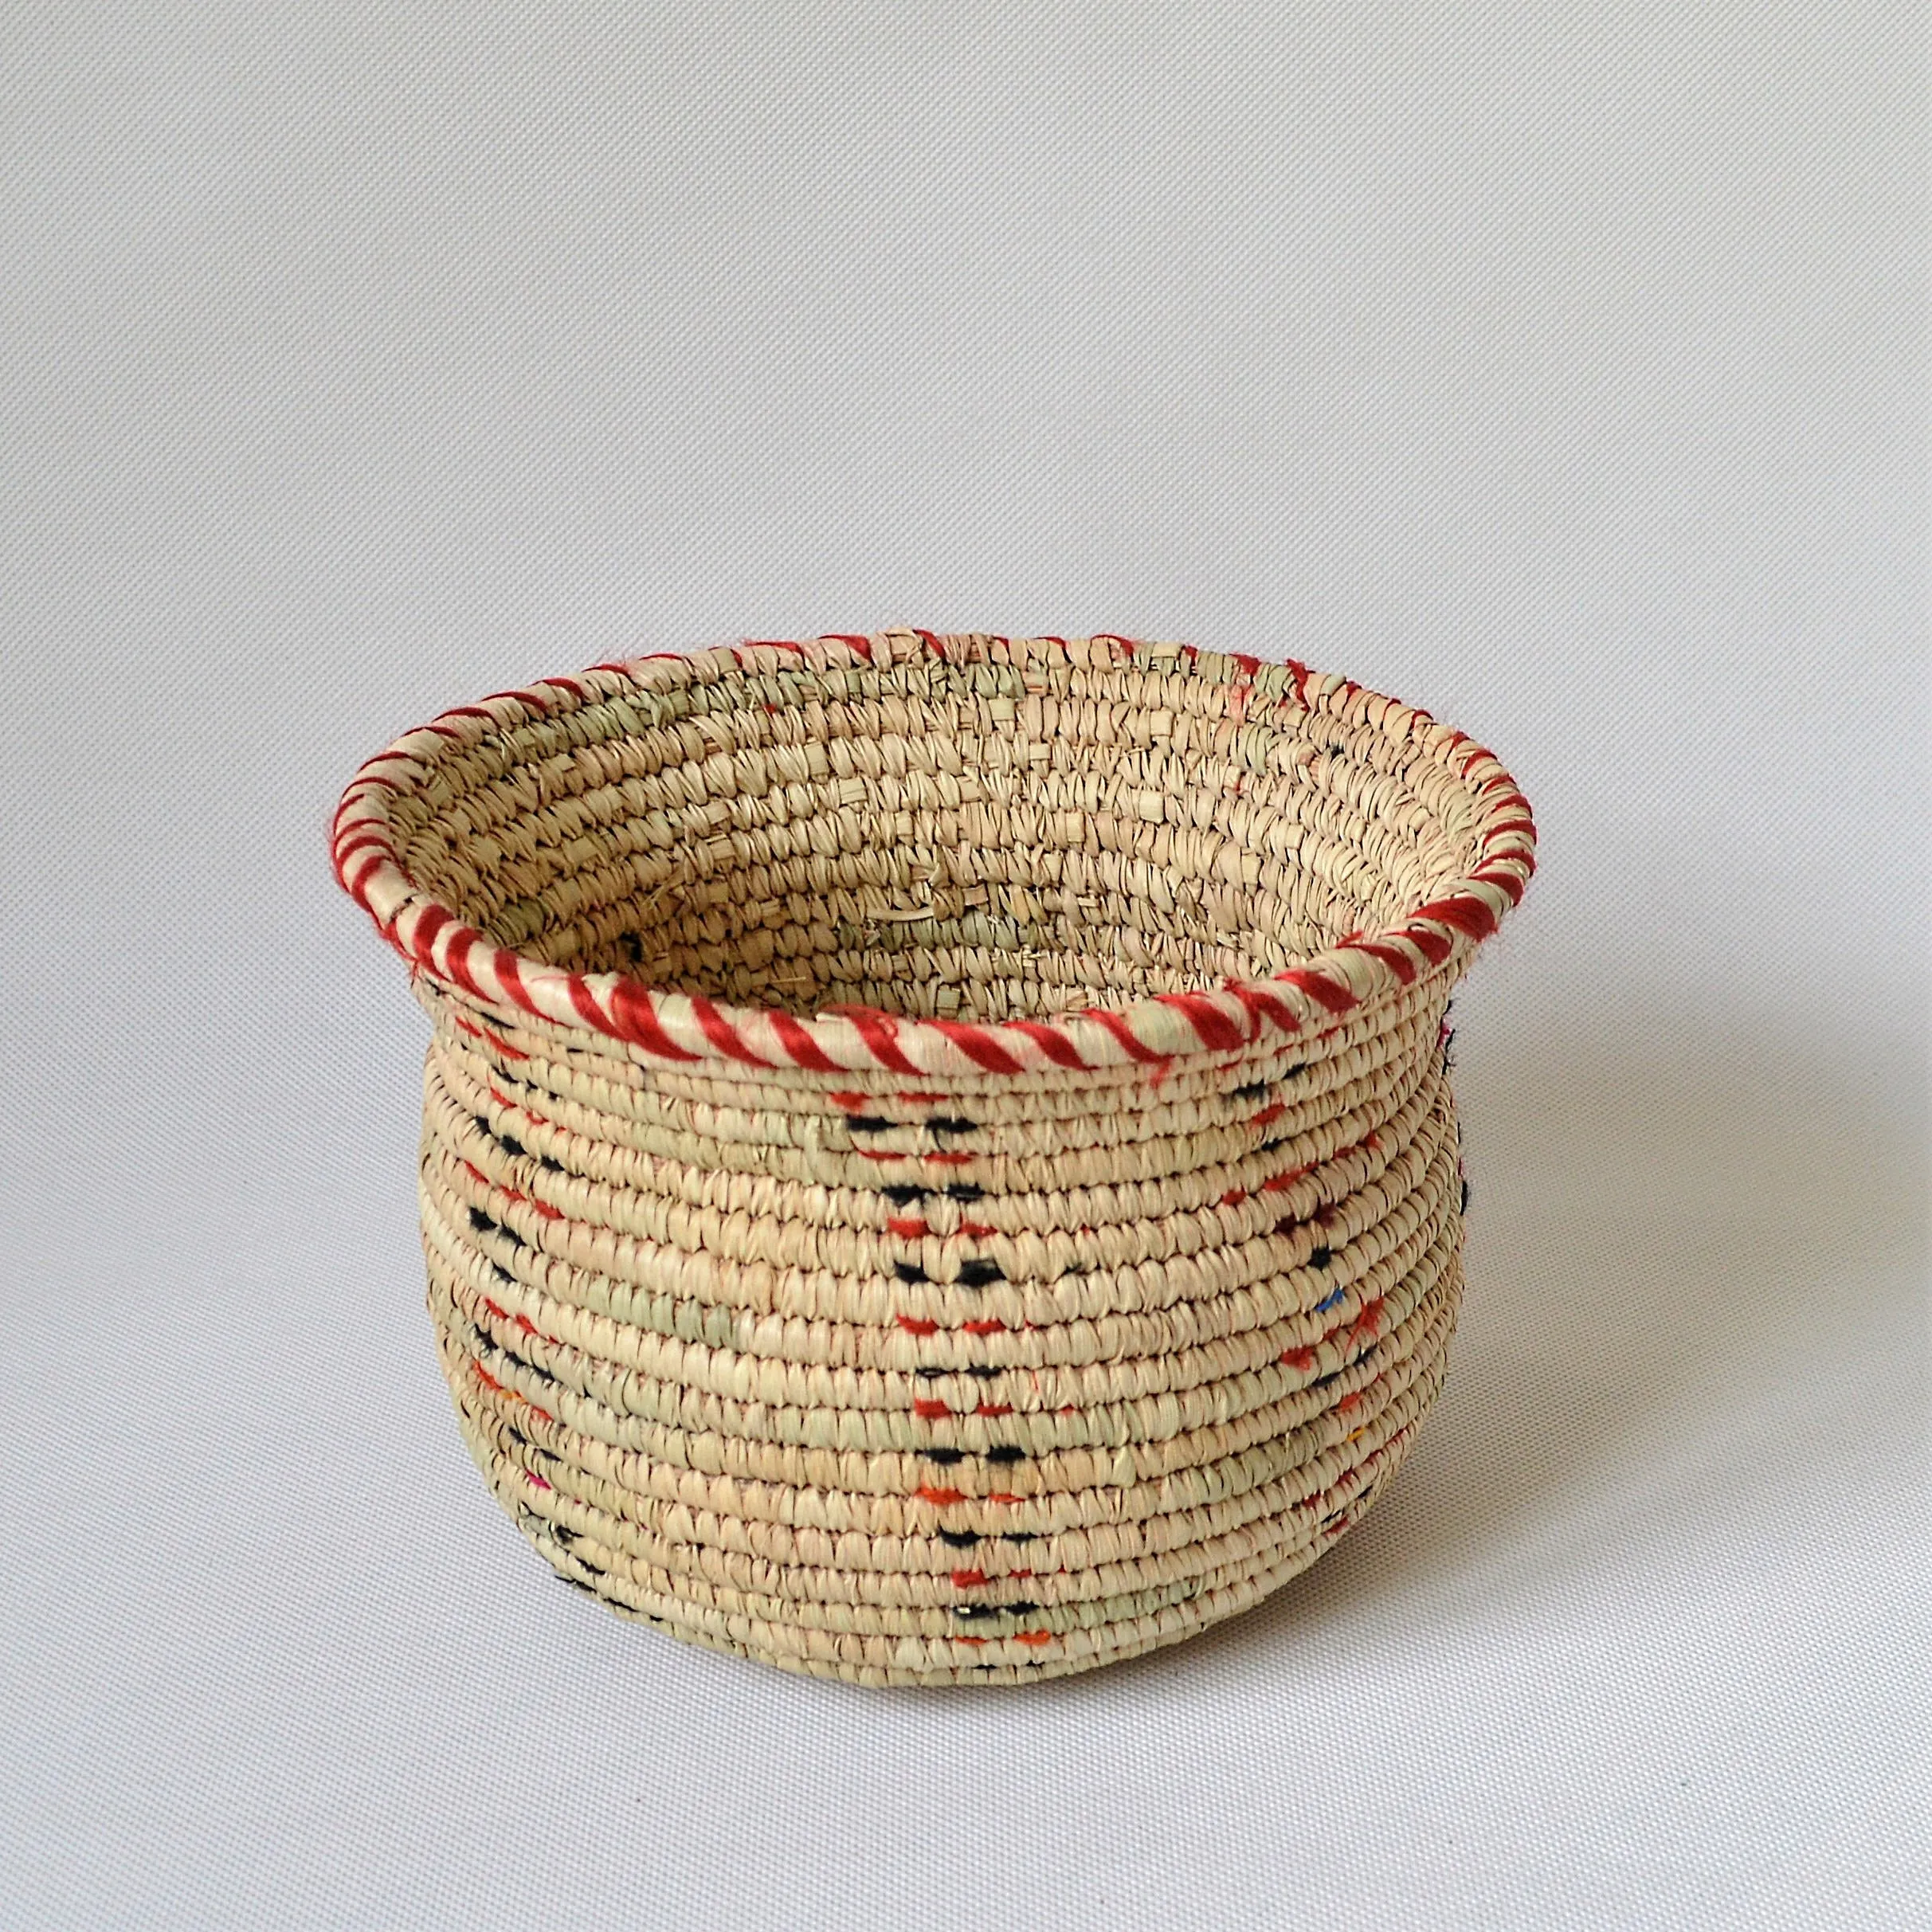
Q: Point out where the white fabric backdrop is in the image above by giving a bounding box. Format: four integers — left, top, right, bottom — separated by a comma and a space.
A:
2, 6, 1925, 1926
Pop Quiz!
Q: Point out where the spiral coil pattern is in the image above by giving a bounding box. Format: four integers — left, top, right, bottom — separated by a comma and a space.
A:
334, 631, 1533, 1684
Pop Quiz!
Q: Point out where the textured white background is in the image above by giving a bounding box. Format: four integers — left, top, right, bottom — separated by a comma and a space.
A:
2, 6, 1926, 1927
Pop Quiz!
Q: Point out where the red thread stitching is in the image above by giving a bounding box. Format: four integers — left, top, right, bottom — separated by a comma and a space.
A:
335, 635, 1529, 1081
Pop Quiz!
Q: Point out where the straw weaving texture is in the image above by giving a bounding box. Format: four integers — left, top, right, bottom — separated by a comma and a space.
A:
333, 630, 1534, 1685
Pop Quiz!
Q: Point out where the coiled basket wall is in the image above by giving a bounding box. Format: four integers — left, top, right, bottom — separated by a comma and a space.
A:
332, 630, 1534, 1686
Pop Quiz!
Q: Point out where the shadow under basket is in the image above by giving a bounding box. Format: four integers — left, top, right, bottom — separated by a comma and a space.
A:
331, 630, 1535, 1686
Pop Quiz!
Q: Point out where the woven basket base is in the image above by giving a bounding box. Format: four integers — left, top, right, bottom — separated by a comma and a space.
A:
438, 1296, 1452, 1687
425, 1057, 1466, 1688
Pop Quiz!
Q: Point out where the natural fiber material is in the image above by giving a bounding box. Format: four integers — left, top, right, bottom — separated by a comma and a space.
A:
332, 630, 1535, 1686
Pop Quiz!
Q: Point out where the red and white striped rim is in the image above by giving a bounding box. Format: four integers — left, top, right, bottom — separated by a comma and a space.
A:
331, 634, 1535, 1076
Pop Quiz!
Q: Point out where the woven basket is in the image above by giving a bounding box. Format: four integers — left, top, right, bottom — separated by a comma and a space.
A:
331, 630, 1534, 1686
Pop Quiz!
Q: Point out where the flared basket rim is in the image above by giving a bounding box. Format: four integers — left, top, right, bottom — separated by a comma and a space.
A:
331, 631, 1535, 1077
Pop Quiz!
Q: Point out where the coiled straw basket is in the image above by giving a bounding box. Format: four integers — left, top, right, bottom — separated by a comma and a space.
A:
332, 630, 1534, 1686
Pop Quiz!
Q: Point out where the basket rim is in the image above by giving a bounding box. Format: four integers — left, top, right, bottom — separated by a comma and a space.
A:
331, 631, 1535, 1076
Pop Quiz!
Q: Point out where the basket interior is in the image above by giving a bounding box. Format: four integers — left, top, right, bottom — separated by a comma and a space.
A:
387, 652, 1484, 1025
